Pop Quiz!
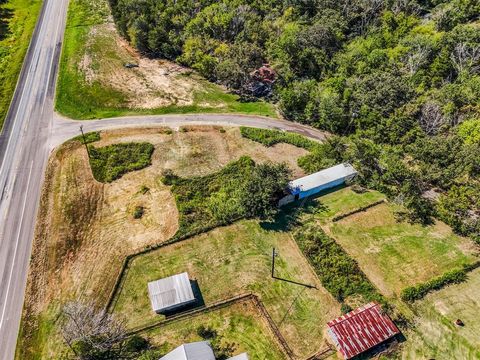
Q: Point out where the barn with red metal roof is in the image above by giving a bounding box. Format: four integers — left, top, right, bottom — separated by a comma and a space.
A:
327, 302, 400, 359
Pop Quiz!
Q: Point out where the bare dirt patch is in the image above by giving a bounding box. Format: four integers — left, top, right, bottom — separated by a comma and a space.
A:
81, 22, 204, 109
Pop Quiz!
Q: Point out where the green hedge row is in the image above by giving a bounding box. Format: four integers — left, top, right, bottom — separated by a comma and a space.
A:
240, 127, 318, 151
400, 267, 471, 302
294, 225, 384, 304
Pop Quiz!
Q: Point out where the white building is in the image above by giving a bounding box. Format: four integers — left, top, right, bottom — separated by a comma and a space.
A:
279, 163, 358, 206
148, 272, 196, 314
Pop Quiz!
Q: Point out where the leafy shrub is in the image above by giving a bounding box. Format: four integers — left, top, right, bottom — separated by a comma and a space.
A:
197, 325, 217, 340
164, 156, 290, 236
89, 142, 154, 183
74, 131, 100, 145
457, 118, 480, 145
294, 225, 383, 303
133, 206, 144, 219
240, 127, 318, 150
124, 335, 149, 352
340, 303, 353, 314
401, 268, 469, 302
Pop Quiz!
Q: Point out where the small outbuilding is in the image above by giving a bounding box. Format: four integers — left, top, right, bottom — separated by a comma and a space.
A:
279, 163, 358, 206
327, 302, 400, 359
159, 341, 248, 360
148, 272, 196, 315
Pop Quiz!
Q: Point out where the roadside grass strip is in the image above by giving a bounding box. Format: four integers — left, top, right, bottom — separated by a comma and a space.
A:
0, 0, 43, 129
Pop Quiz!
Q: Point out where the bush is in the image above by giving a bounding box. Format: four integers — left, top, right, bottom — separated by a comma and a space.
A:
133, 206, 144, 219
294, 225, 383, 303
164, 156, 290, 235
89, 142, 154, 183
400, 268, 470, 302
74, 131, 100, 145
240, 127, 318, 150
124, 335, 149, 352
340, 303, 353, 314
197, 325, 217, 340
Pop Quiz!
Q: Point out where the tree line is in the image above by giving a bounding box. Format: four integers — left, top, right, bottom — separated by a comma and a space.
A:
109, 0, 480, 240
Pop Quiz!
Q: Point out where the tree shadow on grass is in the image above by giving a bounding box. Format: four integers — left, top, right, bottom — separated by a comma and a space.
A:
261, 198, 329, 233
0, 5, 13, 42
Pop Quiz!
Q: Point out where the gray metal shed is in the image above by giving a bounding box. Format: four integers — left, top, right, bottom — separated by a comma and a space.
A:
279, 163, 358, 206
148, 272, 196, 314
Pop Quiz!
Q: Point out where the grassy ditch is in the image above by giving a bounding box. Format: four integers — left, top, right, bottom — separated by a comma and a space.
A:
89, 142, 154, 182
0, 0, 42, 129
55, 0, 276, 120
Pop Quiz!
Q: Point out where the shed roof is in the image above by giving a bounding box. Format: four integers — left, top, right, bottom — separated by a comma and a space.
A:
327, 302, 400, 359
289, 163, 357, 193
227, 354, 249, 360
159, 341, 248, 360
160, 341, 215, 360
148, 272, 195, 313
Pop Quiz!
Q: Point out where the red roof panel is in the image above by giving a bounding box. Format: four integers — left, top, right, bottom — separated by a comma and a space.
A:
327, 302, 399, 359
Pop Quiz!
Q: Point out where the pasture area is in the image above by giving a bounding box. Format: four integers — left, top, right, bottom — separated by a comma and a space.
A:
401, 267, 480, 359
113, 220, 339, 359
144, 300, 287, 360
328, 202, 479, 296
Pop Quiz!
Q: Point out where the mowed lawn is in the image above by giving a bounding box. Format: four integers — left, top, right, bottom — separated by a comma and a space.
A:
312, 187, 386, 222
144, 301, 286, 360
329, 203, 478, 296
114, 220, 339, 358
401, 267, 480, 359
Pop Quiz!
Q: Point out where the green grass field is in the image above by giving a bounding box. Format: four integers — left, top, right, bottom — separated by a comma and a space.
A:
311, 187, 386, 222
55, 0, 276, 120
401, 268, 480, 359
329, 202, 479, 296
144, 301, 286, 360
0, 0, 42, 129
113, 220, 339, 358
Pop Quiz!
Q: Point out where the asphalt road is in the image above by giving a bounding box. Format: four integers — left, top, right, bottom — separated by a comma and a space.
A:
0, 1, 326, 359
0, 0, 69, 358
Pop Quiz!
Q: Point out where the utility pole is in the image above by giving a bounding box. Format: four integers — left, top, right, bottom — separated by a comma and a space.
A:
271, 248, 277, 278
79, 125, 91, 159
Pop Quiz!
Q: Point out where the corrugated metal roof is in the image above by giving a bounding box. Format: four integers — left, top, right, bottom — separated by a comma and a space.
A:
227, 353, 249, 360
160, 341, 216, 360
148, 272, 195, 313
289, 163, 357, 193
327, 302, 400, 359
